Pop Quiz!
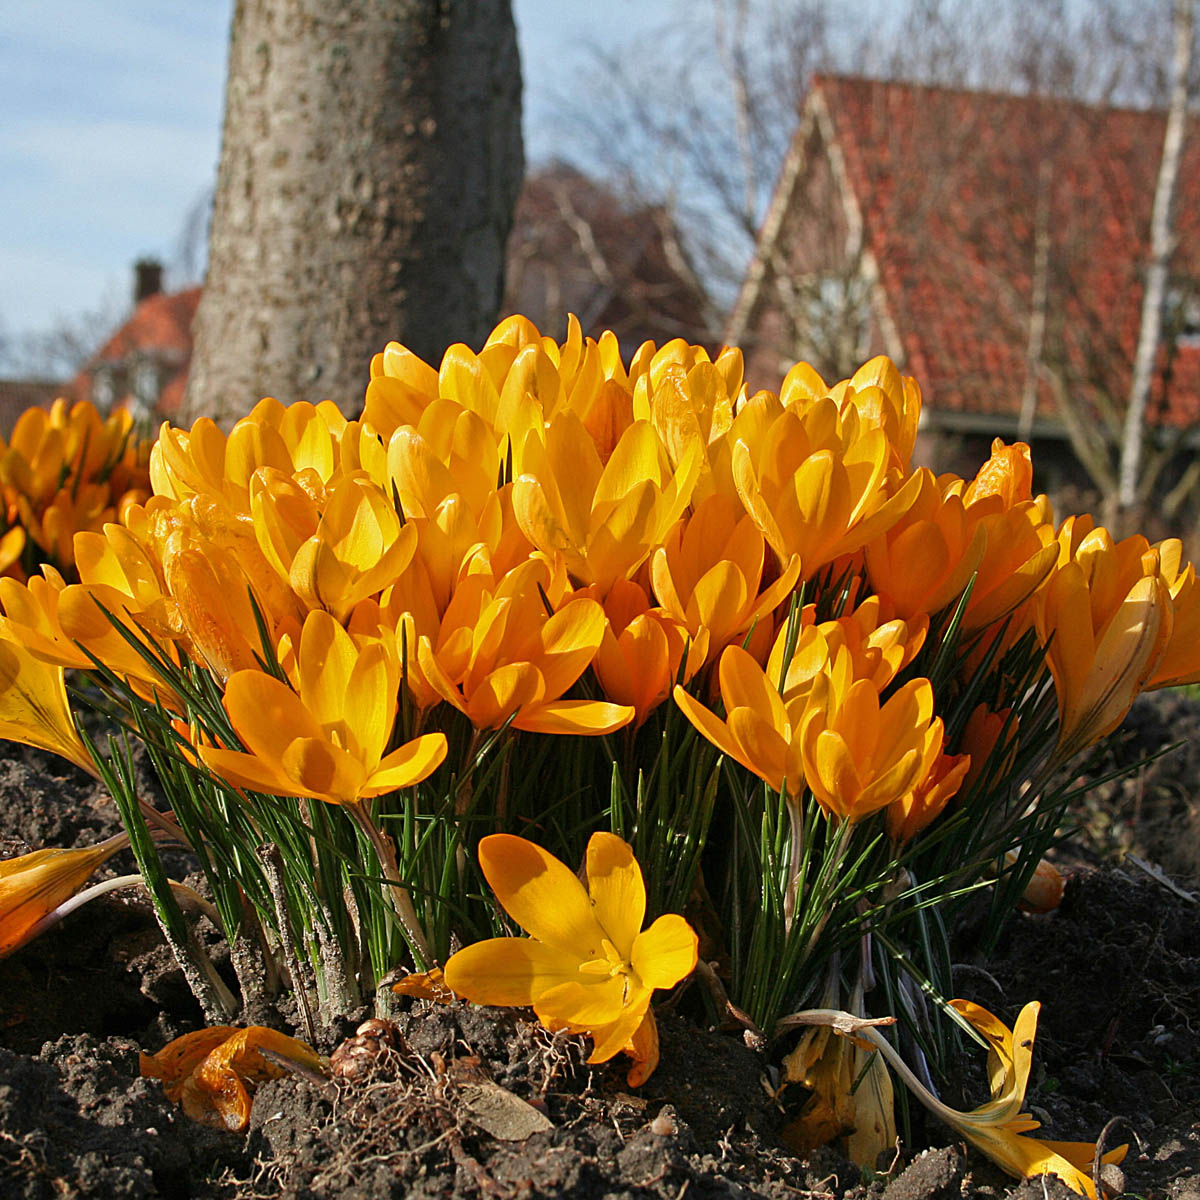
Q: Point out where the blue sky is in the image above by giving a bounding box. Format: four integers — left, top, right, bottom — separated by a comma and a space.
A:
0, 0, 677, 367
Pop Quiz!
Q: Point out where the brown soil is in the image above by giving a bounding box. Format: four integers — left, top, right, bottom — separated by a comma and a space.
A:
1, 695, 1198, 1200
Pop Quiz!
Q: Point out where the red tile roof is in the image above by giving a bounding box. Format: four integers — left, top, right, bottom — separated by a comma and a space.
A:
72, 286, 201, 415
746, 75, 1200, 429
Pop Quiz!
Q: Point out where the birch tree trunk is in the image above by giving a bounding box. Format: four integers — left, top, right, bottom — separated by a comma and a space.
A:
182, 0, 523, 426
1117, 0, 1193, 515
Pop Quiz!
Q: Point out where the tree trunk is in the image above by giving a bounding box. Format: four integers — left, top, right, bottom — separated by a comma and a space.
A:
183, 0, 523, 426
1117, 0, 1193, 516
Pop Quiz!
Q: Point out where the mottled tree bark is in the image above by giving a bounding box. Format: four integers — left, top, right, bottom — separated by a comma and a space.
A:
183, 0, 523, 426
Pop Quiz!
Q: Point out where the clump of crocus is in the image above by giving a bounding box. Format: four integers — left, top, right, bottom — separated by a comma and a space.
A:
442, 832, 698, 1085
0, 318, 1192, 1175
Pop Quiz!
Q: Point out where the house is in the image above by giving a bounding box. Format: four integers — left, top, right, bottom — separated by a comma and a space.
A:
73, 168, 713, 426
70, 260, 200, 422
502, 163, 713, 356
726, 74, 1200, 492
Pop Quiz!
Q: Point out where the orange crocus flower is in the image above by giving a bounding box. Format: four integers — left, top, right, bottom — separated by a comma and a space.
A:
588, 579, 691, 726
513, 411, 699, 594
650, 492, 800, 671
731, 399, 920, 580
798, 649, 945, 824
417, 560, 634, 735
1036, 525, 1170, 762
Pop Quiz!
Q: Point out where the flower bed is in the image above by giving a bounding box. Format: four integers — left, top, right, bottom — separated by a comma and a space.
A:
2, 320, 1199, 1197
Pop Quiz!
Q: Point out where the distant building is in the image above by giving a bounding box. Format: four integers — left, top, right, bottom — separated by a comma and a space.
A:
502, 164, 714, 357
727, 75, 1200, 488
0, 379, 61, 440
72, 171, 713, 426
71, 260, 200, 422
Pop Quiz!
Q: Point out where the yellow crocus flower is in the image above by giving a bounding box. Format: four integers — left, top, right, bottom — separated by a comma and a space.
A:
417, 560, 633, 735
798, 649, 944, 823
1144, 538, 1200, 689
253, 473, 417, 623
783, 355, 922, 475
732, 399, 920, 580
0, 637, 96, 775
513, 411, 700, 594
1, 834, 126, 957
1036, 525, 1170, 762
587, 579, 692, 727
884, 749, 971, 843
865, 468, 986, 620
794, 594, 928, 693
443, 832, 698, 1086
650, 492, 801, 671
673, 632, 831, 800
198, 609, 446, 806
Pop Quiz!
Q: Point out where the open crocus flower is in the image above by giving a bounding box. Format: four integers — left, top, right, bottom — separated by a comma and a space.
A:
387, 399, 502, 526
673, 630, 833, 800
1, 834, 127, 957
798, 649, 945, 824
0, 637, 97, 775
513, 411, 700, 594
865, 468, 986, 620
199, 609, 446, 806
253, 473, 417, 623
636, 348, 742, 504
731, 398, 921, 580
418, 559, 634, 735
798, 594, 928, 693
443, 832, 698, 1085
650, 492, 800, 670
782, 355, 922, 475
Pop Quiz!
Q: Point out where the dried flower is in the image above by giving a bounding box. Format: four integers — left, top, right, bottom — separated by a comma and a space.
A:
141, 1025, 325, 1131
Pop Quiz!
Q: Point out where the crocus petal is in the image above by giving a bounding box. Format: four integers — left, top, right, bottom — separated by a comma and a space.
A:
0, 639, 96, 775
222, 670, 326, 762
363, 732, 448, 795
139, 1027, 240, 1102
0, 837, 127, 958
673, 685, 752, 770
198, 743, 317, 798
584, 989, 655, 1065
585, 832, 646, 961
279, 736, 365, 804
623, 1011, 660, 1087
477, 834, 607, 959
719, 644, 787, 732
442, 937, 583, 1006
533, 976, 632, 1033
630, 914, 699, 990
513, 699, 635, 736
179, 1027, 325, 1132
727, 706, 791, 795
